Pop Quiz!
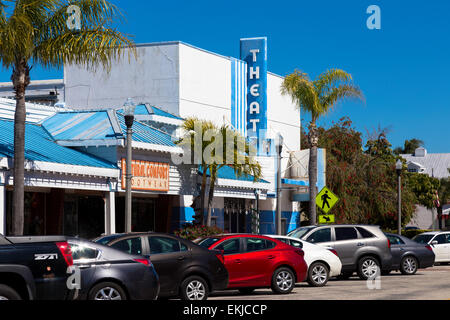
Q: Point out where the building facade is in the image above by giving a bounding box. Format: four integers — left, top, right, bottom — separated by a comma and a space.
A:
0, 38, 326, 238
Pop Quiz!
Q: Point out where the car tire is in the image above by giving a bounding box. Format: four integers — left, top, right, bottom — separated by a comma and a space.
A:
88, 282, 127, 300
0, 284, 21, 300
180, 276, 209, 301
307, 262, 330, 287
271, 267, 295, 294
357, 256, 380, 280
337, 271, 353, 280
400, 256, 418, 275
238, 288, 256, 295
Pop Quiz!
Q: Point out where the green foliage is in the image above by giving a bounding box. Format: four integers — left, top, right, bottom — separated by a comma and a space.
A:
0, 0, 135, 71
406, 173, 440, 209
393, 139, 424, 155
318, 117, 417, 229
174, 224, 224, 241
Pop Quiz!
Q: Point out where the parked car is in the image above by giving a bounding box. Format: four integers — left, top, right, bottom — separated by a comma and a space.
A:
288, 225, 393, 280
67, 238, 159, 300
384, 233, 435, 275
266, 235, 342, 287
94, 232, 228, 300
0, 234, 73, 300
413, 231, 450, 264
195, 234, 307, 295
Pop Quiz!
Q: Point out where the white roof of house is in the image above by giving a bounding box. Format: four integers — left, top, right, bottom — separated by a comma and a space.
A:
401, 150, 450, 179
0, 97, 69, 123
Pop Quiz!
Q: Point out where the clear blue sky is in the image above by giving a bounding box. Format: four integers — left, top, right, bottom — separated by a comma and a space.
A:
1, 0, 449, 152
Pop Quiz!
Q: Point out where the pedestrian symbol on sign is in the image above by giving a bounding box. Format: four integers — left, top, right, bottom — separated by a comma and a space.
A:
315, 187, 339, 214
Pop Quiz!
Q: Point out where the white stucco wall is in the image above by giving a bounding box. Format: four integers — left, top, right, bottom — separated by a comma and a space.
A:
178, 43, 231, 126
64, 43, 180, 113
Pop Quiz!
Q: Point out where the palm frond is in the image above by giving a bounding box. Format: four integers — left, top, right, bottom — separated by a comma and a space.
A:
280, 70, 322, 120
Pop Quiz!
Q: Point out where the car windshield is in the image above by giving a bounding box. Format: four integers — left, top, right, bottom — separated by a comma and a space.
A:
413, 234, 434, 244
287, 226, 316, 239
196, 237, 221, 248
94, 234, 124, 245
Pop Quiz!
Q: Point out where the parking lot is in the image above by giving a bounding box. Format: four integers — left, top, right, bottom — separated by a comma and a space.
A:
209, 265, 450, 300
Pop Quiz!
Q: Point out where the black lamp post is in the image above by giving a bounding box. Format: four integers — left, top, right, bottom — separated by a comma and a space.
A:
123, 98, 136, 233
276, 134, 283, 235
396, 159, 402, 235
253, 189, 261, 234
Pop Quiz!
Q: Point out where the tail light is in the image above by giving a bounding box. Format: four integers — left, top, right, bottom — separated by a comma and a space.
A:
425, 245, 433, 252
215, 250, 225, 265
56, 242, 73, 267
328, 249, 339, 257
387, 239, 391, 249
134, 258, 152, 267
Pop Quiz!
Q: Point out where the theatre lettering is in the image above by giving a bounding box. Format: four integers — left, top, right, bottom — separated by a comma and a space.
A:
121, 159, 170, 191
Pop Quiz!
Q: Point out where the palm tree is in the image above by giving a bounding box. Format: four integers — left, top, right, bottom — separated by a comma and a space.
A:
281, 69, 364, 225
204, 124, 261, 227
177, 118, 216, 225
177, 118, 262, 226
0, 0, 135, 235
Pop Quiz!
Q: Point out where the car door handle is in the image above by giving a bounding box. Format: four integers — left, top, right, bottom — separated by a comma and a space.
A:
177, 256, 186, 261
268, 255, 276, 260
235, 259, 241, 264
357, 243, 365, 247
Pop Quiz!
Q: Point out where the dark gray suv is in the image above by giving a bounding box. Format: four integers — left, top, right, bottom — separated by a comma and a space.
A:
287, 225, 392, 280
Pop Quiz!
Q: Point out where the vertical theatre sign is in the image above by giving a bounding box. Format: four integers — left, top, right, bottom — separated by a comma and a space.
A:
240, 37, 268, 154
121, 159, 170, 191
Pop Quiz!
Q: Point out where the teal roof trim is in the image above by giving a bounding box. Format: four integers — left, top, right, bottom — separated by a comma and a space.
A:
0, 119, 117, 169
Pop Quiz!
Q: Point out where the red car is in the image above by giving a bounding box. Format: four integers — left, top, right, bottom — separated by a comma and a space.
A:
196, 234, 307, 295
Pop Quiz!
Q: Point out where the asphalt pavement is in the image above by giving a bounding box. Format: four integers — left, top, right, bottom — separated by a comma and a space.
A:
209, 265, 450, 300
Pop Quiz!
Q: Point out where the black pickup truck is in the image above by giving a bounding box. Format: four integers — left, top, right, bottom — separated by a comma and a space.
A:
0, 234, 74, 300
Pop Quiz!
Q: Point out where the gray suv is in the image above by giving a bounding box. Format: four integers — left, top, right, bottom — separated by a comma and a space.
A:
287, 225, 392, 280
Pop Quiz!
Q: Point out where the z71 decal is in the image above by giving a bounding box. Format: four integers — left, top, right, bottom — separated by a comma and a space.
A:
34, 253, 58, 260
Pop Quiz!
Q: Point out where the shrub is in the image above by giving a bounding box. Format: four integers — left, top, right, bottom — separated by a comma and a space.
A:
174, 224, 224, 241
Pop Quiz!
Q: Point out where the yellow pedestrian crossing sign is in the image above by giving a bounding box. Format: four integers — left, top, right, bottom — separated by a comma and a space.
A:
316, 186, 339, 214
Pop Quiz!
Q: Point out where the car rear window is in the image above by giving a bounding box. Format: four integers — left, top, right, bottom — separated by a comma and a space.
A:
413, 234, 434, 244
197, 237, 221, 248
356, 227, 376, 238
335, 227, 358, 241
111, 237, 143, 255
245, 238, 276, 252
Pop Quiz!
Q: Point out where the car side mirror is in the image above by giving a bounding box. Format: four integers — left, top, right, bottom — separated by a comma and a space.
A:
431, 240, 438, 246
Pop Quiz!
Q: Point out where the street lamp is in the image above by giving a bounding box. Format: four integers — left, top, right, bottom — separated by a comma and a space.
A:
253, 189, 261, 234
276, 134, 284, 235
396, 159, 402, 235
124, 98, 136, 233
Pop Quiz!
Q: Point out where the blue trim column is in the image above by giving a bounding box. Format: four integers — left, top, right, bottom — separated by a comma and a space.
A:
0, 172, 5, 235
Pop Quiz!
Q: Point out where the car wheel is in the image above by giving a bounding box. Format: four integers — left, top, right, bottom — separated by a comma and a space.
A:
400, 256, 418, 275
271, 267, 295, 294
357, 256, 380, 280
238, 288, 256, 295
337, 271, 353, 280
180, 276, 209, 301
307, 262, 330, 287
88, 282, 127, 300
0, 284, 21, 300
